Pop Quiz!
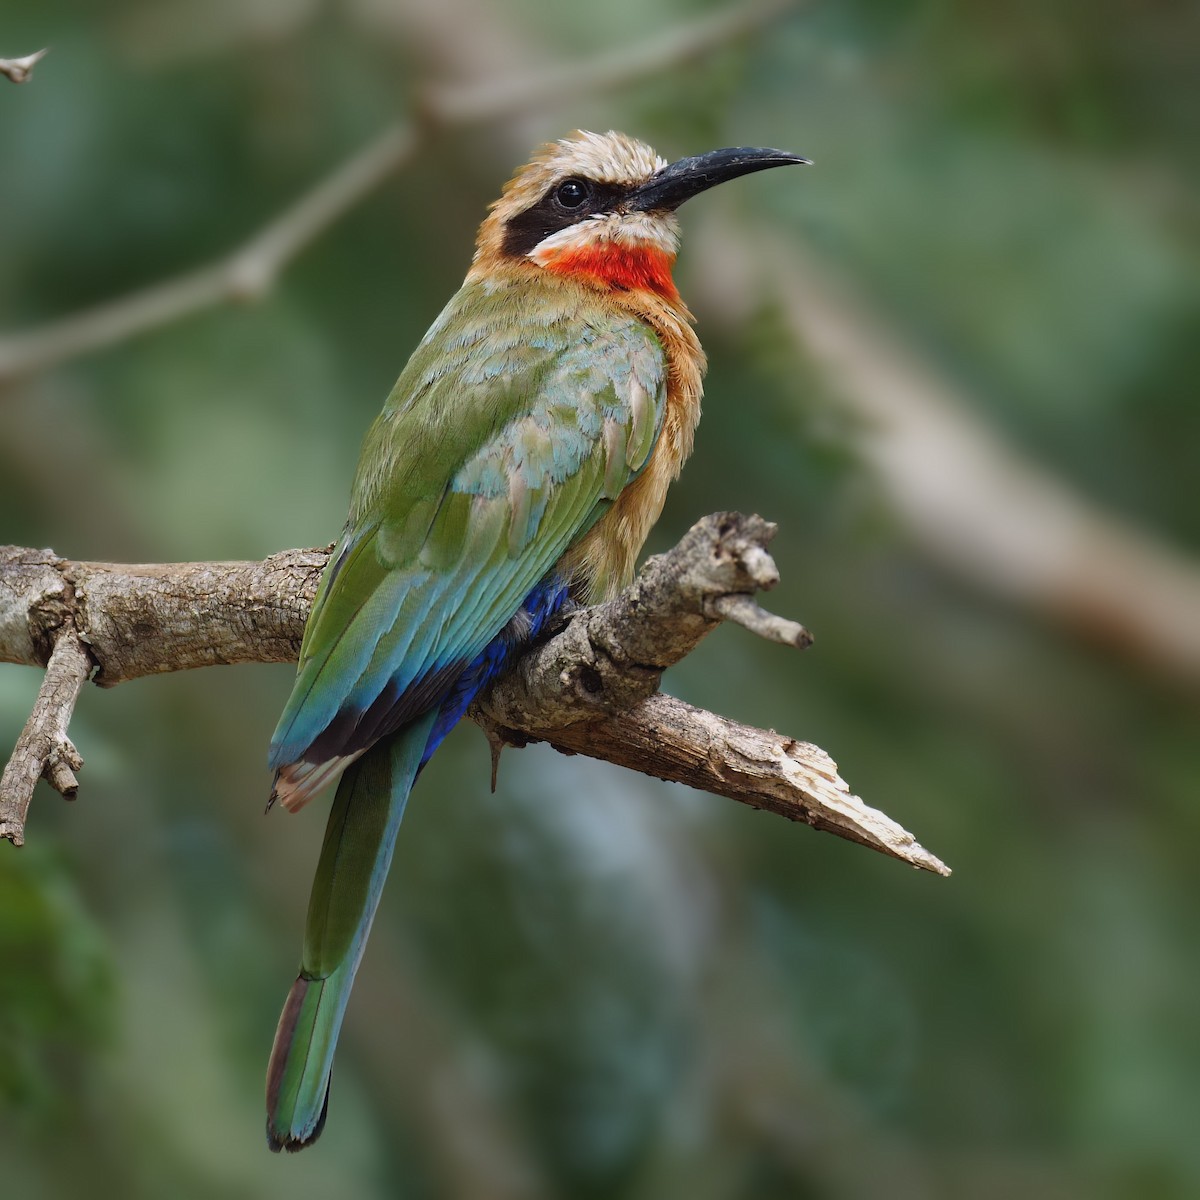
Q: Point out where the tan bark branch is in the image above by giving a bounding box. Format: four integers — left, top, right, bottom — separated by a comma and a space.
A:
0, 513, 948, 875
0, 628, 90, 845
0, 48, 47, 84
0, 0, 792, 381
526, 694, 943, 872
0, 545, 329, 682
706, 593, 813, 649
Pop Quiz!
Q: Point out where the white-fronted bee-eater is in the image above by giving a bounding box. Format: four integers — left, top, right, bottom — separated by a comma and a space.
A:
265, 130, 808, 1151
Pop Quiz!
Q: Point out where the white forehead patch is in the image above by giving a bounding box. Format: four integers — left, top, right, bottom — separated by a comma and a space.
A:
551, 130, 668, 185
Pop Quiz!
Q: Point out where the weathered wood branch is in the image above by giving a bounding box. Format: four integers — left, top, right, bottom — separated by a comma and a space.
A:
0, 48, 47, 84
0, 628, 91, 840
0, 545, 329, 686
0, 513, 948, 874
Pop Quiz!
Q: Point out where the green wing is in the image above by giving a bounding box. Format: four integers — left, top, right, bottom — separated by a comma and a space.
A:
269, 278, 666, 772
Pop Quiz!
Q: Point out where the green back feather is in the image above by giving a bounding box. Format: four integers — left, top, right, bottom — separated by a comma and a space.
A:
270, 275, 667, 768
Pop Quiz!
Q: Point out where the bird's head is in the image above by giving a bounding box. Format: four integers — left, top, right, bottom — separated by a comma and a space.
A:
472, 130, 808, 300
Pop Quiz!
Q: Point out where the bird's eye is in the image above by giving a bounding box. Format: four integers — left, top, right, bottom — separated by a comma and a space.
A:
555, 178, 589, 208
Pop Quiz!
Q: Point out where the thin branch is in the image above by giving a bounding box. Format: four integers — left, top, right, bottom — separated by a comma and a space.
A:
0, 48, 47, 84
0, 514, 948, 874
527, 695, 947, 875
706, 593, 813, 648
0, 0, 792, 381
0, 628, 91, 846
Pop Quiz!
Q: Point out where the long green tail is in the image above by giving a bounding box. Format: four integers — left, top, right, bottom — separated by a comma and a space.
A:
265, 710, 437, 1152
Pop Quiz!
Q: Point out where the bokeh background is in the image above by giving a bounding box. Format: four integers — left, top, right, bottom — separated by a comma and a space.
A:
2, 2, 1198, 1197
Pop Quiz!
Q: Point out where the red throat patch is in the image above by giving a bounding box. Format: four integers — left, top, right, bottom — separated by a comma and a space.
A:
540, 242, 679, 301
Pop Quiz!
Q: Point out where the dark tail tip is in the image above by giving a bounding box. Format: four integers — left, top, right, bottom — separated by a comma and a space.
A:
265, 974, 336, 1152
266, 1084, 330, 1153
265, 975, 333, 1152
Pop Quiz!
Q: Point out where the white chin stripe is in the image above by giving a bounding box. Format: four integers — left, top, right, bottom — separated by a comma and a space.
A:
529, 212, 679, 263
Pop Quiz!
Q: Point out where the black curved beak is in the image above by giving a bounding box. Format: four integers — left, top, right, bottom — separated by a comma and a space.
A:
627, 146, 811, 213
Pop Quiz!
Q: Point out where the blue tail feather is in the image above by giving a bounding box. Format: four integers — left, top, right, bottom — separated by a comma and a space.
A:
266, 575, 568, 1150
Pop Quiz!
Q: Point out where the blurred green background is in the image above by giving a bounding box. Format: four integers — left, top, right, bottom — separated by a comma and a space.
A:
2, 2, 1198, 1197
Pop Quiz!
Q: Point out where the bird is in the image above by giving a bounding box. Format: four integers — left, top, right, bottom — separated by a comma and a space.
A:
263, 129, 808, 1152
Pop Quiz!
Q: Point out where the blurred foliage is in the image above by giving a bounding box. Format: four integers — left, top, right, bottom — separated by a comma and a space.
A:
0, 844, 112, 1116
1, 1, 1198, 1197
